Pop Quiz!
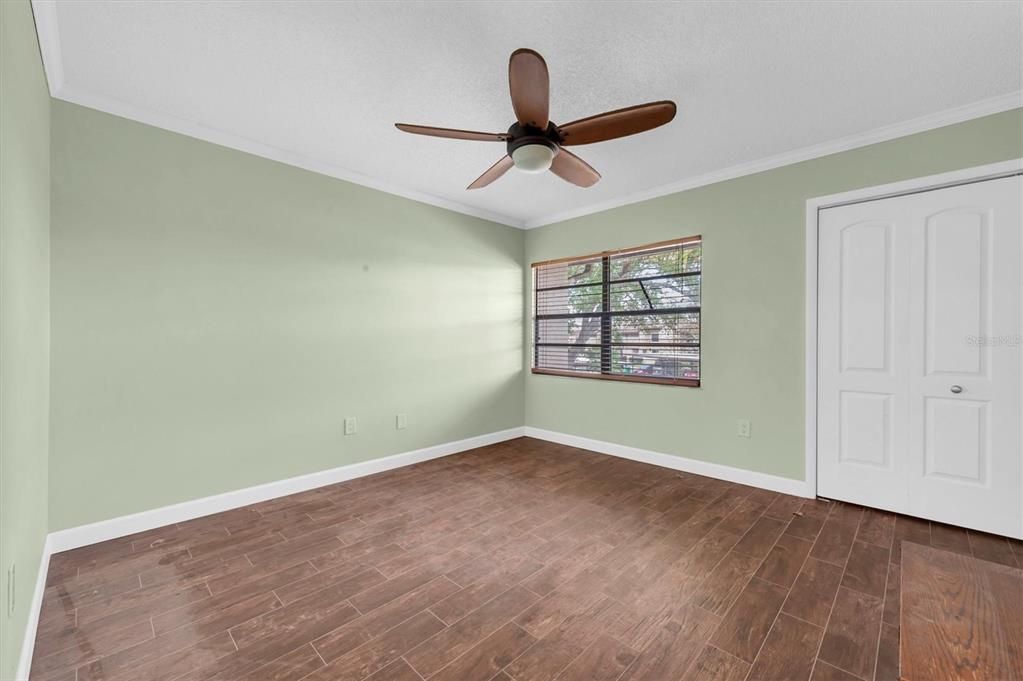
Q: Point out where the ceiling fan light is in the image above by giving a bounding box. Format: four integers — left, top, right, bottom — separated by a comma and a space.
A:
511, 143, 555, 173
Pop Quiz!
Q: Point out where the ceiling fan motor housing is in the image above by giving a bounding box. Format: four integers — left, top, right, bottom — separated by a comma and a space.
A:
506, 122, 562, 157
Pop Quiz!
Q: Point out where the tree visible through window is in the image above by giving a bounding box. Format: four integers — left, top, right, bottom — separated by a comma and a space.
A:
532, 237, 701, 386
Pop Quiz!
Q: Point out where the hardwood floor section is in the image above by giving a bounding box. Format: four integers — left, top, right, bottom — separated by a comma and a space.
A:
30, 437, 1023, 681
901, 543, 1023, 681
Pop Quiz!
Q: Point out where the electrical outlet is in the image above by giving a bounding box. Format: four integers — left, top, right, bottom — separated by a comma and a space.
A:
396, 413, 407, 430
344, 417, 357, 435
737, 419, 752, 438
7, 563, 14, 617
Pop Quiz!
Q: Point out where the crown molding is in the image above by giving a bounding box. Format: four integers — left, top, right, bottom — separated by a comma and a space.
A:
53, 85, 527, 229
30, 1, 1021, 232
522, 90, 1023, 228
33, 2, 521, 229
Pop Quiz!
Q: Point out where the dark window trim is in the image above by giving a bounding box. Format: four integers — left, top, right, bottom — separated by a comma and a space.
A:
530, 368, 700, 388
531, 236, 702, 388
530, 236, 702, 269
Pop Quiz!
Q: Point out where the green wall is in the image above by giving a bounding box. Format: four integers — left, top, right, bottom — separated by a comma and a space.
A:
49, 102, 524, 531
48, 102, 1023, 535
525, 109, 1023, 482
0, 1, 51, 677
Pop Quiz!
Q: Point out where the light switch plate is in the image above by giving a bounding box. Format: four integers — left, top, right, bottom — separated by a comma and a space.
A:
396, 413, 407, 430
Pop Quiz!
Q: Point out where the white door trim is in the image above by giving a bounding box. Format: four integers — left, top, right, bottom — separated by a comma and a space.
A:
804, 158, 1023, 502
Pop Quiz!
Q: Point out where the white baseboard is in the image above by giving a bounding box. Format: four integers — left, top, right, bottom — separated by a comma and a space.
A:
16, 426, 522, 680
523, 427, 814, 498
16, 534, 53, 681
47, 427, 526, 554
46, 424, 806, 554
20, 424, 808, 679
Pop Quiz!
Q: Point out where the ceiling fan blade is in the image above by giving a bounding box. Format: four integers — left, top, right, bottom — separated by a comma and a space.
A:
550, 148, 600, 188
508, 48, 550, 129
557, 101, 676, 146
467, 156, 514, 190
395, 124, 508, 142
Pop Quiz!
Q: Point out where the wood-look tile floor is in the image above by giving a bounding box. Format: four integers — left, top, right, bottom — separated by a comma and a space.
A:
900, 543, 1023, 681
31, 437, 1023, 681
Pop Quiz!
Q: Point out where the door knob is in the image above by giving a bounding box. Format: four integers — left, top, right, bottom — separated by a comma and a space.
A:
950, 385, 963, 394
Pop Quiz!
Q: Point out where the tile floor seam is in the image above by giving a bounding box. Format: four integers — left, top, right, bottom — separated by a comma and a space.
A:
412, 591, 541, 677
400, 655, 428, 680
738, 518, 822, 680
412, 620, 531, 681
805, 503, 870, 681
870, 539, 895, 681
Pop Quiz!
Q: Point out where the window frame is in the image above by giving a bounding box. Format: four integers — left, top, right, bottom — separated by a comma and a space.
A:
531, 236, 702, 388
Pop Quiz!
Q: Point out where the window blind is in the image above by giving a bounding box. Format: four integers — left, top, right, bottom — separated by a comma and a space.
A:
532, 237, 702, 387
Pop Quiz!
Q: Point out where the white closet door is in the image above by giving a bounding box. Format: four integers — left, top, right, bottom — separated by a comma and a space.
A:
818, 198, 912, 513
818, 175, 1022, 538
904, 177, 1021, 537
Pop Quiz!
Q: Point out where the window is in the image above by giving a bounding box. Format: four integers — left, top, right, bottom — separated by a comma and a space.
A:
532, 237, 702, 387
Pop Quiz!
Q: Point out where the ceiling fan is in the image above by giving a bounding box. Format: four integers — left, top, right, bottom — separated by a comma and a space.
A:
395, 48, 677, 190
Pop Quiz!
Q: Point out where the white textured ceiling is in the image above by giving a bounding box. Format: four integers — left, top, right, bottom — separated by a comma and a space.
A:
35, 1, 1023, 228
